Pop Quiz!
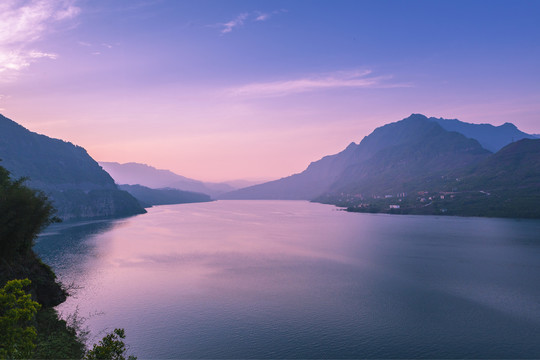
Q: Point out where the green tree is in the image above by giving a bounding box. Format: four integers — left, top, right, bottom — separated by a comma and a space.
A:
0, 279, 41, 359
85, 328, 137, 360
0, 165, 58, 259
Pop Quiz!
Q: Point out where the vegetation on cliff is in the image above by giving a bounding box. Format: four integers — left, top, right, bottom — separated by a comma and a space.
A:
0, 164, 135, 359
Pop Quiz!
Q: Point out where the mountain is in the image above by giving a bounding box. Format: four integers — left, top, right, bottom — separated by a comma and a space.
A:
457, 138, 540, 190
118, 184, 212, 207
219, 179, 267, 189
99, 162, 234, 198
220, 114, 491, 200
337, 138, 540, 218
219, 141, 359, 200
221, 113, 538, 203
0, 114, 146, 220
323, 116, 491, 197
431, 117, 537, 152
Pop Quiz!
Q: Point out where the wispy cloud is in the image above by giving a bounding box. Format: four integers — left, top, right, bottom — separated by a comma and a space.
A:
227, 70, 411, 97
254, 9, 287, 22
221, 13, 249, 34
218, 9, 286, 34
0, 0, 80, 80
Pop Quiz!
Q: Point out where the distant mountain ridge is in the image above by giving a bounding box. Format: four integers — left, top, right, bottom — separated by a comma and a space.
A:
431, 117, 537, 152
220, 114, 540, 218
0, 114, 146, 220
99, 161, 234, 198
118, 184, 212, 207
221, 114, 494, 200
333, 138, 540, 218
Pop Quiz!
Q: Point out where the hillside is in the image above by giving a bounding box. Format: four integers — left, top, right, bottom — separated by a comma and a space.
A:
100, 162, 234, 198
220, 114, 492, 200
325, 117, 491, 197
455, 138, 540, 190
0, 114, 145, 220
221, 114, 539, 218
431, 117, 537, 152
323, 139, 540, 218
118, 184, 212, 207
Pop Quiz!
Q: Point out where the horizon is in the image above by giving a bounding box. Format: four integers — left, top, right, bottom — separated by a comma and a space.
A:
1, 0, 539, 182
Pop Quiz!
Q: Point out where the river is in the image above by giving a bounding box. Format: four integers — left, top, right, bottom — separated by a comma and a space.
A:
34, 200, 540, 358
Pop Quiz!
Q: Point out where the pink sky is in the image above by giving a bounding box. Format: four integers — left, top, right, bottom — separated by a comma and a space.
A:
1, 1, 539, 182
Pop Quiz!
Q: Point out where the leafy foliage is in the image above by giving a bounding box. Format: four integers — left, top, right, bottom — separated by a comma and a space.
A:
85, 328, 137, 360
0, 165, 58, 259
0, 279, 41, 359
32, 306, 86, 359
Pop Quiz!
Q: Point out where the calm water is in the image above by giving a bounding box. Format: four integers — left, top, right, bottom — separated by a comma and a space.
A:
35, 200, 540, 359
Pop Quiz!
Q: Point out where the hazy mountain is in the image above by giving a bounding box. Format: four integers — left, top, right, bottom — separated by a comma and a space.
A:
220, 179, 267, 189
99, 162, 234, 198
431, 117, 537, 152
118, 184, 212, 207
334, 138, 540, 218
0, 114, 146, 220
220, 114, 489, 200
324, 117, 491, 197
221, 114, 535, 201
457, 138, 540, 190
219, 141, 359, 200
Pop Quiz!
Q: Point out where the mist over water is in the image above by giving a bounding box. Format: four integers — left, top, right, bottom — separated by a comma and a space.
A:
35, 201, 540, 358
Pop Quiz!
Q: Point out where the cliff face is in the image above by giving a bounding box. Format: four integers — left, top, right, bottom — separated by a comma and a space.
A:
0, 114, 146, 220
0, 254, 66, 307
48, 189, 147, 220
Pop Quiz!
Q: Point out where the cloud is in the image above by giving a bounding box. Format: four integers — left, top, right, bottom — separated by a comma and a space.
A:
221, 13, 249, 34
0, 0, 80, 79
219, 9, 286, 34
227, 70, 411, 97
254, 12, 270, 22
254, 9, 287, 22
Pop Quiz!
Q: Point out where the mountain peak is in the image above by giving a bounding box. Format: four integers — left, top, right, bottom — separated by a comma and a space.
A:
500, 122, 518, 130
404, 113, 429, 121
345, 142, 357, 151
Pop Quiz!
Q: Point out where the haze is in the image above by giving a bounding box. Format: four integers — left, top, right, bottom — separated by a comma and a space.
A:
1, 0, 539, 182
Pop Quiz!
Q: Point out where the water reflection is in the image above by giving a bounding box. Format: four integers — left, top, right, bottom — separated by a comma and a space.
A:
34, 218, 125, 281
35, 201, 540, 359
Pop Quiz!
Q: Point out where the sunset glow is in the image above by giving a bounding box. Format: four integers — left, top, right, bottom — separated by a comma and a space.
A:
1, 0, 539, 181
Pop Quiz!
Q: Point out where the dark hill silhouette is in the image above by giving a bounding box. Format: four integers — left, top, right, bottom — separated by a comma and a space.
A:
118, 184, 212, 207
0, 114, 145, 220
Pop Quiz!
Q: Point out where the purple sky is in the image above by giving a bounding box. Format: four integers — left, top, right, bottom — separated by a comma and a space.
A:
1, 0, 539, 181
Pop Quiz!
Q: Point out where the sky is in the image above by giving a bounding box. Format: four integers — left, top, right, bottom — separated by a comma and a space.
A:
0, 0, 539, 182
